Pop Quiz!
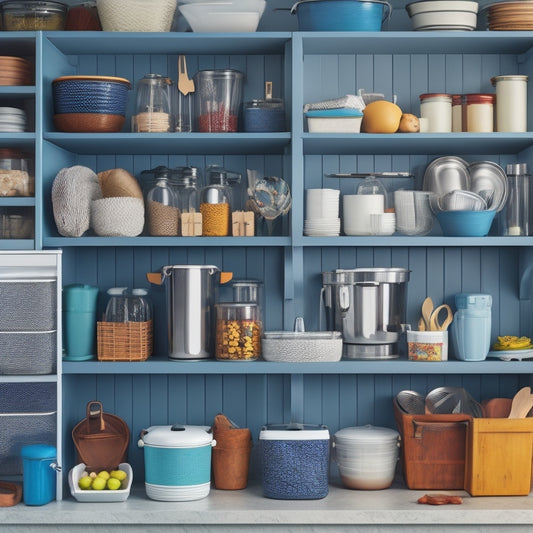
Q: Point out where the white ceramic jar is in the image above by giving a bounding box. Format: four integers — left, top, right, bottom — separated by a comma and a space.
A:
491, 75, 528, 132
419, 93, 452, 132
463, 93, 495, 133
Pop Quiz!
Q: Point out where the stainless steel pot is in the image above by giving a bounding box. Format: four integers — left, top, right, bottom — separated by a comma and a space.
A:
322, 267, 409, 359
147, 265, 232, 360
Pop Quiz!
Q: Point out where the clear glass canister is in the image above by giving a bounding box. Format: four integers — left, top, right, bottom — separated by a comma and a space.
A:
215, 302, 262, 361
452, 94, 462, 132
419, 93, 452, 132
491, 75, 528, 132
194, 69, 244, 132
462, 93, 495, 133
132, 74, 174, 133
145, 171, 180, 236
0, 148, 34, 197
174, 166, 201, 214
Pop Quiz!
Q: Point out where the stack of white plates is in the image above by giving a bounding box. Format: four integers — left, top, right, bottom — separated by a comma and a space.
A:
0, 107, 26, 132
304, 188, 341, 236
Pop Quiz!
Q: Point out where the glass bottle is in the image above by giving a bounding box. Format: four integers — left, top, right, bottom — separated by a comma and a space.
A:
500, 163, 530, 236
145, 170, 180, 236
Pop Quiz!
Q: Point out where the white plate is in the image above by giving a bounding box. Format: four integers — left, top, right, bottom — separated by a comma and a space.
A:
487, 348, 533, 361
69, 462, 133, 502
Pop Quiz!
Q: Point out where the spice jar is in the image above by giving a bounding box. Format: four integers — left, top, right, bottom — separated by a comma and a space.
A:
145, 168, 180, 236
215, 302, 261, 361
462, 93, 495, 133
419, 93, 452, 132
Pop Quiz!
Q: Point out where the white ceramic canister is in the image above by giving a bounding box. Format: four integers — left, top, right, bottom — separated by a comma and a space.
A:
491, 75, 528, 132
462, 93, 495, 133
419, 93, 452, 133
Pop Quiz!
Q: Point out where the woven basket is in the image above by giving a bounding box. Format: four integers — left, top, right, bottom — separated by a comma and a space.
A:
96, 0, 177, 32
97, 320, 153, 362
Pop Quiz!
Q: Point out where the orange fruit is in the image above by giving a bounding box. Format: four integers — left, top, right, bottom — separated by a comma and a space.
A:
361, 100, 403, 133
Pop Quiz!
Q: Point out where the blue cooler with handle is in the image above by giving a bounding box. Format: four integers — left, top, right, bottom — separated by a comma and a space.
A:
138, 424, 214, 502
21, 444, 58, 506
259, 423, 330, 500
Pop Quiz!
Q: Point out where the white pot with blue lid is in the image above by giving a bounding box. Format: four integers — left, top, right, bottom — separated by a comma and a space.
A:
138, 424, 215, 501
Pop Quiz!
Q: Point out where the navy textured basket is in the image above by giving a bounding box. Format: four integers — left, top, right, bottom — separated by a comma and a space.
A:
53, 76, 131, 115
259, 424, 330, 500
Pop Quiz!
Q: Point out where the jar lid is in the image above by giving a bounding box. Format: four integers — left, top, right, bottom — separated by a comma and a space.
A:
246, 98, 284, 109
334, 425, 399, 443
419, 93, 452, 101
259, 423, 330, 440
21, 444, 57, 460
491, 75, 528, 85
452, 94, 462, 105
141, 424, 213, 448
455, 293, 492, 310
464, 93, 495, 104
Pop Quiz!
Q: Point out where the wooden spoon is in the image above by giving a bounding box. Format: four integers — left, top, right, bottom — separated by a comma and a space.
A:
421, 296, 434, 331
508, 386, 533, 418
178, 55, 195, 96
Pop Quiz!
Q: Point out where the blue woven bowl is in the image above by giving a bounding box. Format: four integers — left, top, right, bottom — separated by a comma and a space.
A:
436, 210, 496, 237
52, 76, 131, 115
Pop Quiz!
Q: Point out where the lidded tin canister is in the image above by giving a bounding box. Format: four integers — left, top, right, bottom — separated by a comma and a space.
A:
491, 75, 528, 132
462, 93, 495, 133
419, 93, 452, 132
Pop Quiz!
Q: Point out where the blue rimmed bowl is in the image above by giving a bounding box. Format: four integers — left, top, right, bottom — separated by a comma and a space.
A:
52, 75, 131, 115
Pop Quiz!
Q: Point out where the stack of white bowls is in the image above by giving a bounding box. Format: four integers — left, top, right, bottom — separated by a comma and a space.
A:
332, 425, 399, 490
304, 188, 341, 236
342, 193, 386, 235
0, 107, 26, 132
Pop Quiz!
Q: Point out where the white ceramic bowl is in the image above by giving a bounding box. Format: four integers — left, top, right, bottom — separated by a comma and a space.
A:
179, 1, 265, 32
69, 462, 133, 502
406, 0, 478, 29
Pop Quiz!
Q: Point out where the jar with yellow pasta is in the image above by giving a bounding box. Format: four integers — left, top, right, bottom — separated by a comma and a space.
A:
200, 172, 232, 236
215, 303, 261, 361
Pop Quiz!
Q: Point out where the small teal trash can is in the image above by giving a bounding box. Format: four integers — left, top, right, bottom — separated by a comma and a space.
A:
21, 444, 58, 506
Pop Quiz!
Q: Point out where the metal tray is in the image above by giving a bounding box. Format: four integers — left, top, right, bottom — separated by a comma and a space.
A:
467, 161, 508, 211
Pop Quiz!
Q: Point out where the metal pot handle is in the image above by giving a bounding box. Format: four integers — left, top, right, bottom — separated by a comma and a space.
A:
338, 285, 350, 314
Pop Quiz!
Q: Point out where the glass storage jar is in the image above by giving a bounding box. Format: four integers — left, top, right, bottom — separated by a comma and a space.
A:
215, 302, 262, 361
462, 93, 495, 133
491, 75, 528, 132
200, 170, 233, 236
0, 148, 34, 197
145, 170, 180, 236
132, 74, 174, 133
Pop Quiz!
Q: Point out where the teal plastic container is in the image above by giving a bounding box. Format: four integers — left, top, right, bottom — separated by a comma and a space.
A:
21, 444, 57, 506
62, 284, 99, 360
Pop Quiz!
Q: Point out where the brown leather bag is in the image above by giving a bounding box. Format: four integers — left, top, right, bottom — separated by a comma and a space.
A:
72, 400, 130, 472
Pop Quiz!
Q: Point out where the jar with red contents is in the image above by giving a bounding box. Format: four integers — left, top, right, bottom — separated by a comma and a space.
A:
194, 69, 244, 133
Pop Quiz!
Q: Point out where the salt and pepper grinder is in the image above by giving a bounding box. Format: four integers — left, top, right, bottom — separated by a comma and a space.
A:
500, 163, 529, 236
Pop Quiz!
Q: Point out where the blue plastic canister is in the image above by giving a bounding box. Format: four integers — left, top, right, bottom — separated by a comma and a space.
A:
291, 0, 391, 32
259, 423, 330, 500
451, 293, 492, 361
21, 444, 57, 506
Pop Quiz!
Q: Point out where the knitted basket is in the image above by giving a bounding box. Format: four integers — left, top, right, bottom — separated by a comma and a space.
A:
52, 165, 102, 237
96, 0, 177, 32
91, 196, 145, 237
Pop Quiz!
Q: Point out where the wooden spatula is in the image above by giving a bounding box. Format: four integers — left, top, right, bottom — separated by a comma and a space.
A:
508, 386, 533, 418
178, 55, 195, 96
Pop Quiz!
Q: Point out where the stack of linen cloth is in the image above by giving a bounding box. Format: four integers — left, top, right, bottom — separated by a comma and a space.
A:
304, 94, 364, 133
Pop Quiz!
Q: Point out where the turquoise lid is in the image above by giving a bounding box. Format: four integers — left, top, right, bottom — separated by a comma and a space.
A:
21, 444, 57, 460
